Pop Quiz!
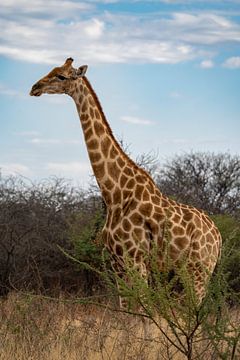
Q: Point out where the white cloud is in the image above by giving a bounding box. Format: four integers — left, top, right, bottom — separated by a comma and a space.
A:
16, 131, 40, 137
121, 115, 154, 125
223, 56, 240, 68
0, 163, 31, 176
0, 82, 26, 98
30, 138, 60, 145
29, 138, 80, 145
200, 59, 214, 68
0, 1, 240, 65
46, 161, 91, 175
0, 0, 92, 16
84, 18, 105, 39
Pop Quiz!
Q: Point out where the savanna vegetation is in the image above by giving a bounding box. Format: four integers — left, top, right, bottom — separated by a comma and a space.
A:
0, 152, 239, 359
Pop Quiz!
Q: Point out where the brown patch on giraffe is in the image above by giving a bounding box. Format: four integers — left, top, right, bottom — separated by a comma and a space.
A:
146, 182, 155, 193
194, 216, 202, 228
140, 239, 149, 252
80, 84, 83, 92
186, 222, 195, 236
183, 211, 193, 222
78, 94, 84, 104
120, 174, 128, 188
94, 122, 105, 137
139, 203, 153, 217
125, 240, 133, 249
94, 162, 105, 180
117, 157, 125, 168
113, 187, 121, 204
88, 96, 95, 108
124, 166, 134, 177
111, 208, 121, 229
115, 244, 123, 257
133, 227, 143, 240
84, 87, 89, 96
200, 247, 208, 258
151, 195, 160, 205
135, 184, 144, 201
174, 236, 189, 249
123, 189, 132, 199
192, 229, 202, 240
161, 199, 169, 208
104, 178, 115, 190
84, 128, 94, 141
95, 109, 100, 120
153, 212, 164, 223
136, 175, 146, 184
172, 226, 185, 237
135, 250, 143, 263
89, 151, 101, 163
107, 237, 115, 251
171, 213, 181, 223
87, 138, 99, 150
200, 236, 206, 246
110, 145, 118, 159
192, 241, 200, 250
147, 220, 159, 236
90, 106, 94, 118
192, 250, 201, 260
123, 218, 131, 232
81, 119, 90, 130
101, 137, 111, 158
212, 244, 218, 256
129, 247, 136, 258
82, 100, 88, 113
108, 162, 121, 182
130, 212, 143, 226
115, 227, 129, 241
142, 189, 150, 202
206, 232, 214, 244
206, 243, 212, 252
126, 178, 135, 189
102, 189, 112, 205
202, 222, 209, 234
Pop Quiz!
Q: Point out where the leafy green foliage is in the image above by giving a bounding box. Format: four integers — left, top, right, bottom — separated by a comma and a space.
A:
71, 210, 105, 267
211, 215, 240, 295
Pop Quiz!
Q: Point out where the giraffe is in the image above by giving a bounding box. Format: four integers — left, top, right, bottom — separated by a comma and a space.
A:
30, 58, 222, 306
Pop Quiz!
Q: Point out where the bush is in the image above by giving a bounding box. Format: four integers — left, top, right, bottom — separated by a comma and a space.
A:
211, 214, 240, 296
157, 152, 240, 215
0, 174, 104, 296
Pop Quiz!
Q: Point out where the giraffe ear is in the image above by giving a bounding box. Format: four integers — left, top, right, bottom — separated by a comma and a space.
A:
64, 58, 74, 67
76, 65, 88, 77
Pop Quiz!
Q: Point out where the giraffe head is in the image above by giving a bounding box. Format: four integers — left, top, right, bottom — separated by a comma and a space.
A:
30, 58, 88, 97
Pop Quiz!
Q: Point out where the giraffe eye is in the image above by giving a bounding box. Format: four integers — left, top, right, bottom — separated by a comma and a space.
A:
56, 75, 67, 81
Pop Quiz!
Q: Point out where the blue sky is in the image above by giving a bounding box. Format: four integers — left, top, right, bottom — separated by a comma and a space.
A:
0, 0, 240, 188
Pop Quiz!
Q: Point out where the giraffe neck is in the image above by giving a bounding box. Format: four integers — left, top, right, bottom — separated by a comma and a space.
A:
70, 76, 145, 207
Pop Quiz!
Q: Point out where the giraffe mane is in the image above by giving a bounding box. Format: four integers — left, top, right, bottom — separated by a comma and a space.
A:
83, 76, 156, 186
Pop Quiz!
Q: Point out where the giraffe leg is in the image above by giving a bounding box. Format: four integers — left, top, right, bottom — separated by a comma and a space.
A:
188, 265, 210, 306
111, 257, 149, 310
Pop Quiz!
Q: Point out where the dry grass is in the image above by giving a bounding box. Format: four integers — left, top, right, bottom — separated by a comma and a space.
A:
0, 292, 187, 360
0, 292, 239, 360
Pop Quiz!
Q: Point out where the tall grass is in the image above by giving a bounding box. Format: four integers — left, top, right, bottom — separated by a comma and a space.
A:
0, 292, 239, 360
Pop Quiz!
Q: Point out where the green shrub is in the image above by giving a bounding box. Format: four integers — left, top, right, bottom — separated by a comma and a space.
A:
211, 215, 240, 295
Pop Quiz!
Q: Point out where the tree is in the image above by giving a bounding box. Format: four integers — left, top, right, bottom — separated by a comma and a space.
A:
156, 152, 240, 215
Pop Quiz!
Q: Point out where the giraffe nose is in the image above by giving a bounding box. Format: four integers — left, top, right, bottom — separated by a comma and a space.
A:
30, 83, 42, 96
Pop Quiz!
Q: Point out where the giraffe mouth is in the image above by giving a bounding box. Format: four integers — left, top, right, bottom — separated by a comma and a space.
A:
30, 84, 42, 97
